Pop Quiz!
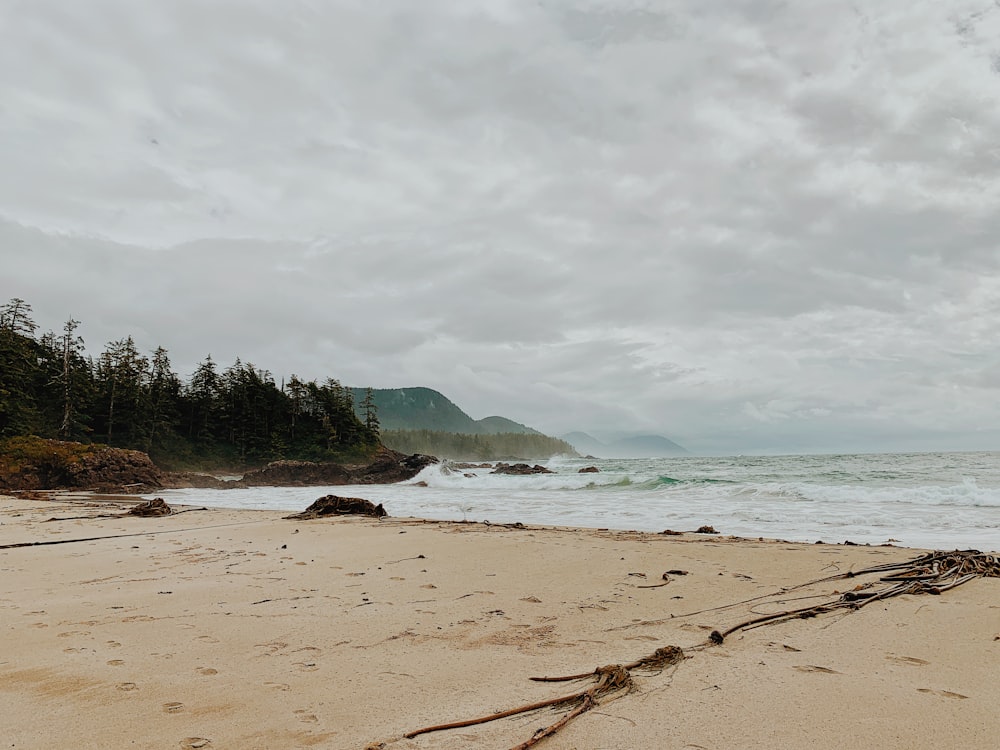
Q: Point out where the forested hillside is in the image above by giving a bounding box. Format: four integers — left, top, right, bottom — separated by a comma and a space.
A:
0, 298, 380, 469
349, 387, 540, 435
381, 429, 576, 460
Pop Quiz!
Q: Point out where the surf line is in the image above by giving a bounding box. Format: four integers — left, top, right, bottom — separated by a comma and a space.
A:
0, 518, 270, 550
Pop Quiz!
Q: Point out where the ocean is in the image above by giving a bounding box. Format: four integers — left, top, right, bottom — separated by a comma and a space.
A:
146, 451, 1000, 552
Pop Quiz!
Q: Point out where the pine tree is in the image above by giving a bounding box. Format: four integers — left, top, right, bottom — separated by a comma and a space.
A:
361, 387, 380, 437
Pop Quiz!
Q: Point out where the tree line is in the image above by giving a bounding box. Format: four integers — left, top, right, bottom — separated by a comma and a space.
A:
381, 428, 576, 461
0, 298, 380, 469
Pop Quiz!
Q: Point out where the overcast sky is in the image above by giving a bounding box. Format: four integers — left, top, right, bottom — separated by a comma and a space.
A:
3, 1, 1000, 454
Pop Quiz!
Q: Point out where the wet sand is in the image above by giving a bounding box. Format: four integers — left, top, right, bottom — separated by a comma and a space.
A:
1, 493, 997, 749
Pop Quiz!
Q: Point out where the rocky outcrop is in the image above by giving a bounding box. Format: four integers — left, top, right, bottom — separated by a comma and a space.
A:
0, 437, 437, 492
490, 462, 554, 476
578, 466, 600, 473
237, 460, 352, 487
161, 472, 232, 489
349, 448, 437, 485
0, 437, 163, 492
284, 495, 387, 520
172, 447, 439, 489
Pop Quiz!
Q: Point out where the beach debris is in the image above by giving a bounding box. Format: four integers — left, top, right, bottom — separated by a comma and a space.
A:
284, 495, 387, 520
128, 498, 172, 517
660, 529, 683, 536
694, 525, 719, 534
394, 549, 998, 750
637, 570, 689, 589
404, 664, 635, 747
712, 549, 1000, 643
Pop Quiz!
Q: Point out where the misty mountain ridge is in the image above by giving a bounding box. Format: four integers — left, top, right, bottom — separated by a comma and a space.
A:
349, 387, 541, 435
562, 431, 688, 458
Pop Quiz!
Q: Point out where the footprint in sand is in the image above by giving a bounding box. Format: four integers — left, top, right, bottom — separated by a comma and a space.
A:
58, 630, 90, 638
179, 738, 211, 749
196, 667, 218, 676
794, 665, 840, 674
117, 682, 138, 691
293, 662, 319, 672
106, 641, 122, 648
917, 688, 968, 699
163, 702, 185, 713
294, 710, 319, 723
254, 641, 288, 655
107, 659, 126, 666
195, 635, 219, 644
291, 646, 323, 656
887, 655, 929, 666
264, 682, 290, 691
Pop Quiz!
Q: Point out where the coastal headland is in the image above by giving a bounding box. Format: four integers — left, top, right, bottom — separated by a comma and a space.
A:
1, 492, 997, 749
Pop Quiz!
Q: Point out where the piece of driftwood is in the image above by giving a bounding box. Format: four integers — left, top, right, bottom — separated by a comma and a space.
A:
128, 498, 172, 516
284, 495, 386, 520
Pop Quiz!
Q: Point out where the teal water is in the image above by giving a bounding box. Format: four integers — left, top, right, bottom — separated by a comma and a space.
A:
149, 451, 1000, 551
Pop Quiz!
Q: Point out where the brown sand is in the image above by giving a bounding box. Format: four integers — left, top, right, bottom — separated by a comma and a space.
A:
1, 493, 997, 749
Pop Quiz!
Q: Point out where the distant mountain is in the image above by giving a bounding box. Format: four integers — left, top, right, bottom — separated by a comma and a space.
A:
561, 431, 688, 458
476, 415, 541, 435
349, 387, 540, 435
561, 431, 607, 457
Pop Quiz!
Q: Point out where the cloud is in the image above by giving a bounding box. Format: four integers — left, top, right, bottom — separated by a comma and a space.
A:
3, 0, 1000, 453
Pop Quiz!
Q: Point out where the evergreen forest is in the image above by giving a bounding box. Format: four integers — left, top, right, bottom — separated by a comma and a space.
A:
0, 299, 381, 469
381, 429, 576, 461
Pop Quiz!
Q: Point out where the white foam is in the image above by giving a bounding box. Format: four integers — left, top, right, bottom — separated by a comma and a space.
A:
146, 451, 1000, 551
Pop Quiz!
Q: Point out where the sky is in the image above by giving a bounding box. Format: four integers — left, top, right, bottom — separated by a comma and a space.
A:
3, 0, 1000, 455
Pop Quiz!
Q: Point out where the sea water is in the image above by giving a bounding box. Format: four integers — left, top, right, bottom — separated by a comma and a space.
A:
145, 452, 1000, 551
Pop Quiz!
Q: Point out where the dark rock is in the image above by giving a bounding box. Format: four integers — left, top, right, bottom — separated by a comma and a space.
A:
285, 495, 387, 520
162, 472, 232, 489
578, 466, 600, 473
128, 498, 172, 516
490, 463, 554, 475
351, 448, 438, 484
237, 460, 352, 487
234, 448, 437, 488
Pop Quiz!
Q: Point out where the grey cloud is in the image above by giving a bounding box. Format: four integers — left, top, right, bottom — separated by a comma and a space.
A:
3, 1, 1000, 453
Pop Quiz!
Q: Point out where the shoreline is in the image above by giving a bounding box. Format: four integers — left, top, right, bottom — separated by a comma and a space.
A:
2, 493, 998, 749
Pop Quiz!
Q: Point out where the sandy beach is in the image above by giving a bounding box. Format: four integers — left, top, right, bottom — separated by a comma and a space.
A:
1, 493, 997, 749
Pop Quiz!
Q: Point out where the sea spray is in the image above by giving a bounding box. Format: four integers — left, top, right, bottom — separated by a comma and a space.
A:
145, 451, 1000, 551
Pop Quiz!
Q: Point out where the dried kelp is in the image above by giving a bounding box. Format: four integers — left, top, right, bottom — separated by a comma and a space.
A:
394, 549, 997, 750
711, 549, 998, 642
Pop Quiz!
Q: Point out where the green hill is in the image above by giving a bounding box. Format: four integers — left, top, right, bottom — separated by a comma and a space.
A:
349, 387, 539, 435
349, 387, 568, 459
